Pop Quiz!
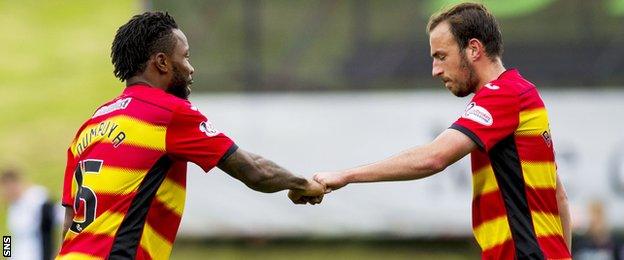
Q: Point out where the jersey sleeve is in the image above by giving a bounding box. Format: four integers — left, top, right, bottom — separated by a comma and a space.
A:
166, 102, 237, 172
62, 148, 77, 207
450, 88, 519, 152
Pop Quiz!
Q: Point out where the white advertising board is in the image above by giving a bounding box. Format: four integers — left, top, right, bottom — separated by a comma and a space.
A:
179, 90, 624, 237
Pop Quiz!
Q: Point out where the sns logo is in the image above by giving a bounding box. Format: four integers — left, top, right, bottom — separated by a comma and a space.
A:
462, 102, 493, 126
3, 236, 10, 257
199, 121, 220, 137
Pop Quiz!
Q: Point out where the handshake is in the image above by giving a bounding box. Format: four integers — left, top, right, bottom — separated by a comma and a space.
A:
287, 171, 346, 205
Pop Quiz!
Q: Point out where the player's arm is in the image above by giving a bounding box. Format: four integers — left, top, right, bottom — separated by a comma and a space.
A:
61, 206, 74, 239
314, 129, 476, 191
556, 175, 571, 251
217, 148, 324, 203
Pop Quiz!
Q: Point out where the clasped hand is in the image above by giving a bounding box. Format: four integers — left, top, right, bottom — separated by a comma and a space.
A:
287, 171, 348, 205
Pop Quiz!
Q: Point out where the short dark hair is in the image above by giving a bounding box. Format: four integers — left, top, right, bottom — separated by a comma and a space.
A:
111, 12, 179, 81
427, 3, 503, 60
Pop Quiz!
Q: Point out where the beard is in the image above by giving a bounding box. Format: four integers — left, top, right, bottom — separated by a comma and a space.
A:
451, 51, 479, 97
167, 65, 193, 99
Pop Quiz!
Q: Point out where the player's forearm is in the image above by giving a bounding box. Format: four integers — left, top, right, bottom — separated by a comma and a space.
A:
62, 207, 74, 240
343, 145, 445, 184
556, 176, 572, 251
246, 153, 309, 193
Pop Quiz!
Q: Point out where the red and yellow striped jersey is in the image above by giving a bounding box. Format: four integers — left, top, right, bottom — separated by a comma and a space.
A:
450, 69, 570, 259
58, 84, 236, 260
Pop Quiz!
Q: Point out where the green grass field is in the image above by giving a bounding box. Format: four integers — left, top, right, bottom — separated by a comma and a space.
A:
169, 239, 479, 259
0, 0, 139, 235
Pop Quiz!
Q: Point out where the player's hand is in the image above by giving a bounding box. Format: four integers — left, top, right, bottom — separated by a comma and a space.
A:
288, 179, 325, 205
313, 171, 348, 193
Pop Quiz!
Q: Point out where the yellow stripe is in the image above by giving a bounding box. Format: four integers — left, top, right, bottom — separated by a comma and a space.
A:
69, 211, 125, 237
473, 216, 512, 251
116, 115, 166, 150
139, 223, 173, 260
63, 228, 78, 242
82, 166, 147, 194
532, 211, 563, 237
71, 115, 166, 155
472, 165, 499, 197
56, 252, 103, 260
522, 162, 557, 189
517, 108, 549, 136
155, 177, 186, 215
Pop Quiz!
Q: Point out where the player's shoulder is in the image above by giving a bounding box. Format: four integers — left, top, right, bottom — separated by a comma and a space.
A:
124, 85, 188, 111
478, 69, 535, 99
86, 85, 192, 128
494, 69, 535, 93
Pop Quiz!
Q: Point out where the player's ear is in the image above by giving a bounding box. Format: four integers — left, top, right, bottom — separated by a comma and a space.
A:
153, 52, 170, 74
467, 38, 483, 61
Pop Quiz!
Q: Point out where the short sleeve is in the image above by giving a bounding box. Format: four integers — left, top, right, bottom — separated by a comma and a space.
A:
450, 88, 519, 151
62, 148, 77, 207
166, 102, 237, 172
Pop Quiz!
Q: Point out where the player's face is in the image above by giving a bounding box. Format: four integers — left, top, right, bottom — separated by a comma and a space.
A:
429, 22, 478, 97
0, 180, 20, 203
167, 29, 195, 99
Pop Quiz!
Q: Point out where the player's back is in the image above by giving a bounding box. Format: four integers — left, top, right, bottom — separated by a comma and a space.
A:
58, 85, 189, 260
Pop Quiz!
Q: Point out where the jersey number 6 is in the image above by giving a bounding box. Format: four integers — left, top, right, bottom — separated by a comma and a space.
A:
70, 159, 103, 233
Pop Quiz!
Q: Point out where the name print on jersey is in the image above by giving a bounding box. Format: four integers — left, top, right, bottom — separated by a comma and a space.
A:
73, 120, 126, 156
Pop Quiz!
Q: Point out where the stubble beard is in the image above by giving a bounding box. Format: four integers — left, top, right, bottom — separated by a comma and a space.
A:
452, 51, 479, 98
167, 65, 192, 100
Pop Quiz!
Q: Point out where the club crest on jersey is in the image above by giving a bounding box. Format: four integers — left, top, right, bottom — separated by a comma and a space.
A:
484, 83, 500, 90
199, 121, 220, 137
462, 102, 493, 126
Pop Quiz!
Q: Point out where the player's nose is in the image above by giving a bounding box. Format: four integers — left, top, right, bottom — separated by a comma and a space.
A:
432, 64, 443, 78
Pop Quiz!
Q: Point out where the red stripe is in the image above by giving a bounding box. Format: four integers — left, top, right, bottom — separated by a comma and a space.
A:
89, 102, 172, 126
515, 136, 554, 162
71, 193, 134, 222
95, 193, 135, 215
122, 100, 173, 125
481, 239, 515, 260
472, 191, 507, 228
526, 187, 559, 215
86, 144, 165, 169
165, 161, 187, 188
471, 150, 491, 174
59, 233, 114, 258
537, 235, 571, 259
145, 197, 182, 244
519, 90, 544, 110
135, 245, 153, 260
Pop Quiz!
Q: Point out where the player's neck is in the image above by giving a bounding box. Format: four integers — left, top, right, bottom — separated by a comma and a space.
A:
125, 76, 167, 91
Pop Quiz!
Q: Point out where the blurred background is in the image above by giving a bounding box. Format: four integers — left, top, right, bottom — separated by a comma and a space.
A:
2, 0, 624, 259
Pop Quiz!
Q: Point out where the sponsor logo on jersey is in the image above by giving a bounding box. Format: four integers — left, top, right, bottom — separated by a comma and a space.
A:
199, 121, 220, 137
542, 130, 552, 147
462, 102, 493, 126
92, 98, 132, 118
